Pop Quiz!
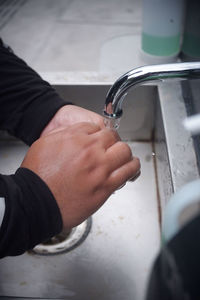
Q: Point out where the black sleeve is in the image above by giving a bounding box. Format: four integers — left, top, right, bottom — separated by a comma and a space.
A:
0, 168, 63, 258
0, 39, 71, 257
0, 38, 71, 145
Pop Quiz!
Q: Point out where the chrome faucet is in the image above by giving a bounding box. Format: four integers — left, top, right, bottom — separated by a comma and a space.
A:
103, 62, 200, 120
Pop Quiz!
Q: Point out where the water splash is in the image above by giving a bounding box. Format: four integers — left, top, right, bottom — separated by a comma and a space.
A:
104, 116, 121, 130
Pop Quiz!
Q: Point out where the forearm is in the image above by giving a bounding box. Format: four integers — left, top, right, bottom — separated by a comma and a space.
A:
0, 39, 71, 145
0, 169, 62, 258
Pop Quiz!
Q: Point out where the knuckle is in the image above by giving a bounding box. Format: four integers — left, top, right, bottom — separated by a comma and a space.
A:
81, 146, 97, 163
109, 129, 121, 141
91, 167, 109, 191
98, 167, 109, 182
118, 142, 132, 158
104, 128, 120, 139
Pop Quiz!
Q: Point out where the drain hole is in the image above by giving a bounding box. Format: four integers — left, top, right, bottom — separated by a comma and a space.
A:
42, 229, 72, 246
31, 217, 92, 255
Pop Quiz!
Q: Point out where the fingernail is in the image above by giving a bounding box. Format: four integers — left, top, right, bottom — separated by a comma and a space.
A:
117, 182, 127, 190
128, 170, 141, 182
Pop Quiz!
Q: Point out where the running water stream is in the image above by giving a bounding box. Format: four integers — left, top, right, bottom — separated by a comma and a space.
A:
103, 115, 121, 130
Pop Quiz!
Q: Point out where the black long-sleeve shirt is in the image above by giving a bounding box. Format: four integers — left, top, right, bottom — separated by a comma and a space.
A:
0, 39, 70, 257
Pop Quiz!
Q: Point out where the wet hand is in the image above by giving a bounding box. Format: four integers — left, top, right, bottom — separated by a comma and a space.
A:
21, 122, 140, 230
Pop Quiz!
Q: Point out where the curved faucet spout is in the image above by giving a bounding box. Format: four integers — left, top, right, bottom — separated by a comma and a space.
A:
104, 62, 200, 119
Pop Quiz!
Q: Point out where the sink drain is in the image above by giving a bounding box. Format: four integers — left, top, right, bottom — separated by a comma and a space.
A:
31, 217, 92, 255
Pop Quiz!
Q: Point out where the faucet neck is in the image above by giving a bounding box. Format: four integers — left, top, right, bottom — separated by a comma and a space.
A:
104, 62, 200, 119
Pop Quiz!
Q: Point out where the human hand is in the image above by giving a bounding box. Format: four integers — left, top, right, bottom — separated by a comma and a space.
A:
41, 105, 105, 136
21, 122, 140, 230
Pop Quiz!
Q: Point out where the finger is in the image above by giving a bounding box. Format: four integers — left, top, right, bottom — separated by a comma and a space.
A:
128, 170, 141, 182
94, 128, 121, 150
115, 169, 141, 190
107, 157, 141, 191
105, 141, 133, 172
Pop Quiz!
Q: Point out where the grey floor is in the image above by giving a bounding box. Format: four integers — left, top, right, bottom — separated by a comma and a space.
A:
0, 0, 143, 76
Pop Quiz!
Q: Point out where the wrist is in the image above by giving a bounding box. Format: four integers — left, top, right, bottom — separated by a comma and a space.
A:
40, 104, 74, 137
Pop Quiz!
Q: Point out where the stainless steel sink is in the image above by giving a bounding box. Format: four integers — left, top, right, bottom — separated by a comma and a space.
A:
0, 82, 198, 300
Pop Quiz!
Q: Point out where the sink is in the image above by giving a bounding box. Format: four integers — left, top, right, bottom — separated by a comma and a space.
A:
0, 82, 198, 300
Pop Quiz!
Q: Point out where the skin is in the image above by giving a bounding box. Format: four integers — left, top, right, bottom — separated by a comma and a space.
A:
40, 105, 105, 136
21, 106, 141, 230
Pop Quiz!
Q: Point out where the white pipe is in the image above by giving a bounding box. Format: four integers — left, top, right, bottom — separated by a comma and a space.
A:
183, 113, 200, 135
